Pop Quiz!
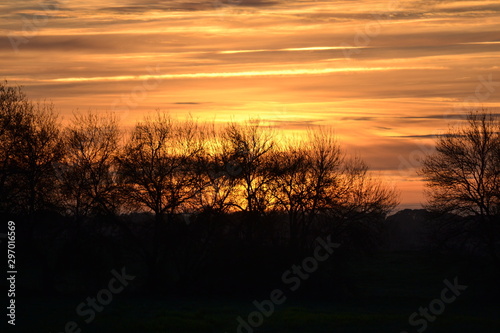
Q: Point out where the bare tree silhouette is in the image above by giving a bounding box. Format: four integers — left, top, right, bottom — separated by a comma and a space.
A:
221, 120, 275, 240
421, 110, 500, 265
268, 129, 341, 249
269, 129, 398, 250
116, 113, 204, 288
117, 113, 203, 222
190, 124, 240, 215
324, 156, 399, 250
55, 111, 122, 220
1, 81, 404, 295
0, 81, 63, 217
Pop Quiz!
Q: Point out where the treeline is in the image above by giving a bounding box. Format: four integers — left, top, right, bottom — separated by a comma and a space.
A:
1, 81, 398, 294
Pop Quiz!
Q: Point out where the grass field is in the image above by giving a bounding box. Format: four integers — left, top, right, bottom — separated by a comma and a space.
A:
16, 251, 500, 333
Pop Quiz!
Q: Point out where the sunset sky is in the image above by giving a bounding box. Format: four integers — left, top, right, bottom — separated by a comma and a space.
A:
2, 0, 500, 209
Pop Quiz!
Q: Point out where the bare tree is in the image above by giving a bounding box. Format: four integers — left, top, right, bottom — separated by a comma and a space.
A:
268, 129, 342, 249
1, 82, 31, 213
116, 113, 204, 285
0, 81, 63, 216
55, 111, 121, 219
335, 157, 399, 219
270, 129, 398, 250
117, 113, 203, 222
220, 120, 275, 240
189, 124, 240, 215
421, 110, 500, 263
268, 143, 311, 248
325, 157, 399, 250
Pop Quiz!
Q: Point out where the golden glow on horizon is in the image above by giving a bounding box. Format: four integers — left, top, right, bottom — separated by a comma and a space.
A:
2, 0, 500, 209
44, 66, 446, 83
219, 46, 368, 54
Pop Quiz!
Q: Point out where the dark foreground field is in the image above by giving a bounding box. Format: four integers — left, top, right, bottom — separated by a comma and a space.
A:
13, 252, 500, 333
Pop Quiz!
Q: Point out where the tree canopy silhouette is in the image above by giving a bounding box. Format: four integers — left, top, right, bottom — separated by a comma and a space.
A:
0, 80, 62, 217
421, 110, 500, 264
1, 81, 401, 292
